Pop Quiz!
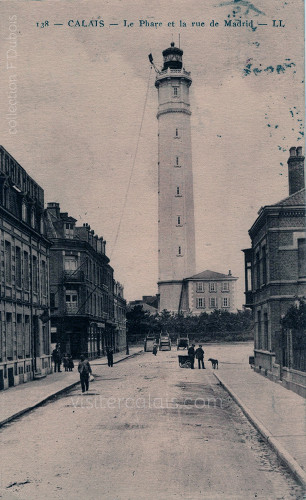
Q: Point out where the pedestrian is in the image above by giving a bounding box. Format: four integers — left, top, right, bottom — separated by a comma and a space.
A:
106, 347, 114, 367
195, 345, 205, 369
52, 344, 62, 373
67, 354, 74, 371
78, 354, 92, 393
188, 343, 196, 369
63, 353, 69, 372
152, 344, 158, 356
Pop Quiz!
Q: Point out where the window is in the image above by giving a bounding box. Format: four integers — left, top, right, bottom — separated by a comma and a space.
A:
23, 251, 29, 290
262, 246, 267, 285
222, 282, 229, 292
64, 256, 77, 271
173, 86, 178, 96
175, 128, 179, 137
178, 246, 181, 255
50, 292, 56, 309
263, 312, 268, 350
66, 291, 78, 313
298, 239, 306, 278
177, 216, 181, 226
176, 186, 181, 196
17, 314, 23, 358
5, 241, 12, 284
65, 223, 74, 239
209, 282, 216, 292
222, 297, 230, 308
257, 311, 261, 349
25, 316, 30, 357
41, 260, 47, 296
209, 297, 217, 308
176, 156, 179, 166
256, 252, 260, 289
15, 246, 21, 288
32, 255, 38, 293
196, 282, 204, 292
197, 297, 205, 308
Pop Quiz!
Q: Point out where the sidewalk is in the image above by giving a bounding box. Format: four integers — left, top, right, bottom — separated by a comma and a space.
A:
213, 361, 306, 489
0, 347, 143, 428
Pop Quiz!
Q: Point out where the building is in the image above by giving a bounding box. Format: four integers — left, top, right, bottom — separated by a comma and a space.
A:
154, 43, 196, 312
0, 146, 51, 390
243, 146, 306, 396
179, 270, 238, 315
114, 281, 127, 352
45, 203, 126, 359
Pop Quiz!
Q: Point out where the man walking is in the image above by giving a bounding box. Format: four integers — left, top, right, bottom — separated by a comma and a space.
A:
78, 354, 92, 393
188, 343, 196, 369
52, 344, 62, 372
106, 347, 114, 367
195, 345, 205, 369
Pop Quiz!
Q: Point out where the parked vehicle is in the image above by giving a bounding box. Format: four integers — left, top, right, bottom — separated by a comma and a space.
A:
144, 335, 156, 352
177, 335, 189, 350
159, 333, 171, 351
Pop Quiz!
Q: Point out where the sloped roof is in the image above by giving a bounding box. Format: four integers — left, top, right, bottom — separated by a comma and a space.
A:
273, 188, 305, 207
185, 270, 237, 280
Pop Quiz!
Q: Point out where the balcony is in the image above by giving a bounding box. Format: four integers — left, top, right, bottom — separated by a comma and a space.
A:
63, 270, 85, 283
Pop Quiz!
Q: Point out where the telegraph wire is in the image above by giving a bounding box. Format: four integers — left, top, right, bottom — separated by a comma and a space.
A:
110, 65, 152, 260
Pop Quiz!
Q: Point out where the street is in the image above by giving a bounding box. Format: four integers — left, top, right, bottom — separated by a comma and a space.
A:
1, 343, 303, 500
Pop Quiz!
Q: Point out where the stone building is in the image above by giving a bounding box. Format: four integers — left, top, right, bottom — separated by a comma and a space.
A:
179, 270, 238, 315
243, 146, 306, 396
114, 281, 127, 352
0, 146, 51, 390
45, 203, 126, 359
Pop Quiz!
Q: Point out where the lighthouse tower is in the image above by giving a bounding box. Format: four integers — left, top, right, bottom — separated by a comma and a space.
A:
155, 43, 196, 312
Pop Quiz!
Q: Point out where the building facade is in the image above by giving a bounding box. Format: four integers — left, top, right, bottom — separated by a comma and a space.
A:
243, 146, 306, 396
155, 43, 196, 312
45, 203, 126, 359
0, 146, 51, 390
179, 270, 238, 315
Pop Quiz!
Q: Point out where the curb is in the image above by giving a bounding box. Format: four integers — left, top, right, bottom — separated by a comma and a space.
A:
214, 372, 306, 490
0, 381, 80, 429
0, 351, 143, 428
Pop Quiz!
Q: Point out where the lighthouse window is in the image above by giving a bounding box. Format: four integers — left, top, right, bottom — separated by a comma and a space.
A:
177, 216, 181, 226
176, 128, 179, 137
173, 87, 178, 96
176, 186, 180, 195
178, 246, 181, 255
176, 156, 179, 166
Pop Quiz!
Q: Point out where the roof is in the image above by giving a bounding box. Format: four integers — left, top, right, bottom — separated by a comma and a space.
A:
185, 270, 237, 280
272, 188, 305, 207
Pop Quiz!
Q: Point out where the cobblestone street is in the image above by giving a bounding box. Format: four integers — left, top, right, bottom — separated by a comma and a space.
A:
1, 345, 304, 499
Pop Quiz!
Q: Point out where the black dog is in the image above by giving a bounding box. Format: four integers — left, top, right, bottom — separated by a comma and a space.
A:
208, 358, 218, 369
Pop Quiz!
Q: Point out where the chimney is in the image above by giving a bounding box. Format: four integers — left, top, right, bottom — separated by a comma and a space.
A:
288, 146, 305, 195
47, 202, 60, 219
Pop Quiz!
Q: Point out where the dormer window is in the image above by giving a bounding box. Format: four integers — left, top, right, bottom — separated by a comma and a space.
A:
65, 223, 74, 239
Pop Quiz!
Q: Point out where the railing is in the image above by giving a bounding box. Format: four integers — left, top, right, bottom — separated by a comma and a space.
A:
157, 68, 191, 77
63, 270, 85, 282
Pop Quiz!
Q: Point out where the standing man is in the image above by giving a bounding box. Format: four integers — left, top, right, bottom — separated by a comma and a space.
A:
195, 345, 205, 369
52, 344, 62, 373
106, 347, 114, 367
188, 343, 196, 369
78, 354, 92, 393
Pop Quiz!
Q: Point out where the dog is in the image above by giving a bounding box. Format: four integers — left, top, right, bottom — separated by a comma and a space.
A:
208, 358, 218, 369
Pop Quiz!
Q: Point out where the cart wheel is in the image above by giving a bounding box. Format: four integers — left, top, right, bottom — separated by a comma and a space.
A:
185, 361, 191, 368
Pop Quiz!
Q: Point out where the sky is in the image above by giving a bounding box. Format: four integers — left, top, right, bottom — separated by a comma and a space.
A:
0, 0, 304, 308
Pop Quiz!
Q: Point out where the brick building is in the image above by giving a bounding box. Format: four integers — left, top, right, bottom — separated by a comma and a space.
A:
179, 270, 238, 315
243, 146, 306, 396
0, 146, 51, 390
45, 203, 126, 359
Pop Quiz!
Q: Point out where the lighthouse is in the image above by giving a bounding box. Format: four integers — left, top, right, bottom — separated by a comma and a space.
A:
155, 43, 196, 312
